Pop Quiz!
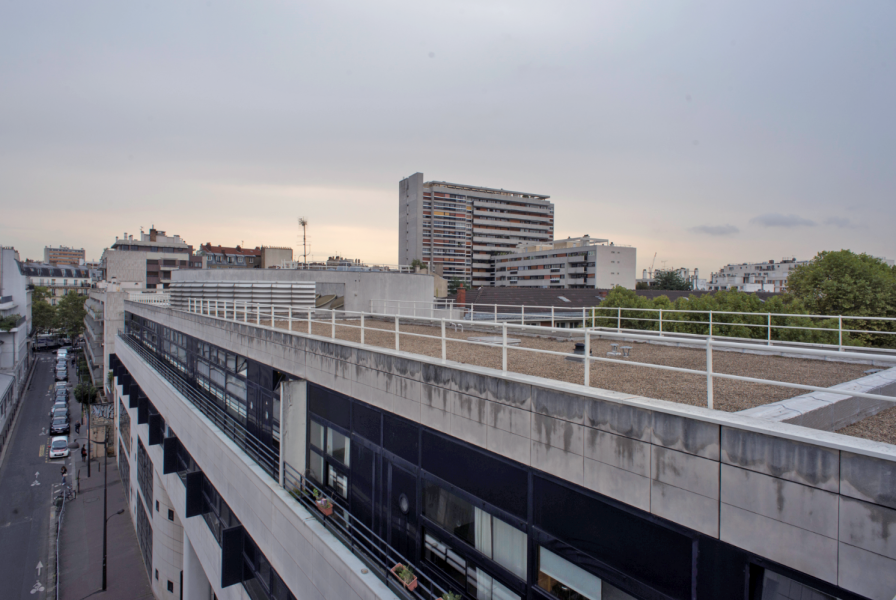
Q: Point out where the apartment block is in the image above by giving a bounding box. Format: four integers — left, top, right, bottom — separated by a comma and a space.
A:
102, 228, 203, 288
21, 263, 92, 305
44, 245, 86, 266
400, 172, 554, 287
0, 247, 32, 452
495, 235, 637, 290
709, 258, 809, 293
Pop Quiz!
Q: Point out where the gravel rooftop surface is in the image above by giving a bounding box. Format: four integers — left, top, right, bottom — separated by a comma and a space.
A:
275, 318, 871, 414
836, 406, 896, 445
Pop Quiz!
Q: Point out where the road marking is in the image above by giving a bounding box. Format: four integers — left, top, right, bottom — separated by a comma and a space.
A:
31, 471, 40, 486
30, 580, 45, 594
38, 446, 44, 458
36, 562, 43, 576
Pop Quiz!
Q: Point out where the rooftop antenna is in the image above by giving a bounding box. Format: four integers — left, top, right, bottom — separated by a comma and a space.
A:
298, 217, 309, 266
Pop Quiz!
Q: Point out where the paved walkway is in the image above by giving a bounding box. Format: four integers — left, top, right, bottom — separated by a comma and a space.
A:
58, 461, 153, 600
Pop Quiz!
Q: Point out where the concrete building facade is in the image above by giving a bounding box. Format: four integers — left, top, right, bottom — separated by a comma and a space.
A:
21, 263, 92, 305
0, 247, 32, 447
399, 173, 555, 287
101, 228, 203, 289
109, 296, 896, 600
495, 236, 637, 290
44, 245, 86, 266
709, 258, 809, 293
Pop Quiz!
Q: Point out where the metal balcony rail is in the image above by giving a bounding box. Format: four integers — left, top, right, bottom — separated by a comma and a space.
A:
117, 331, 278, 477
127, 292, 171, 305
0, 295, 12, 304
182, 298, 896, 411
282, 463, 451, 600
371, 299, 896, 350
280, 261, 416, 273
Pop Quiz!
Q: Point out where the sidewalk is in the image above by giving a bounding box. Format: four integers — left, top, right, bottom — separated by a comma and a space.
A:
58, 460, 153, 600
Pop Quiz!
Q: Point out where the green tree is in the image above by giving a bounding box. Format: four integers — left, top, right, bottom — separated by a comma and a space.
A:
652, 270, 692, 290
74, 382, 98, 405
410, 258, 426, 271
0, 314, 22, 331
31, 286, 57, 332
55, 291, 87, 339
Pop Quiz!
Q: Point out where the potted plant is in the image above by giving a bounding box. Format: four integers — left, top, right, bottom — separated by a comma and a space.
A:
390, 563, 418, 591
312, 489, 333, 517
439, 592, 461, 600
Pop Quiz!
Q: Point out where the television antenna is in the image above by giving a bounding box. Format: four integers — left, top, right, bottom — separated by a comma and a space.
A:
298, 218, 309, 266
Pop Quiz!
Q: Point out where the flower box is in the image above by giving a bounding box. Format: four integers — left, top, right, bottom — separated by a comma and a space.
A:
390, 563, 418, 591
315, 498, 333, 517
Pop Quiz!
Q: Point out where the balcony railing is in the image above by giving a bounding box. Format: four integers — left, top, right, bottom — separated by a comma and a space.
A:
283, 463, 453, 600
117, 331, 278, 477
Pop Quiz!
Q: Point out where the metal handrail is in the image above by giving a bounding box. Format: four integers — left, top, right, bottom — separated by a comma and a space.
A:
181, 298, 896, 411
282, 463, 453, 600
117, 332, 278, 477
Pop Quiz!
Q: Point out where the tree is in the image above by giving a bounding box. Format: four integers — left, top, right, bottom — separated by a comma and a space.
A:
31, 287, 58, 333
652, 270, 692, 290
410, 259, 426, 272
448, 278, 470, 295
55, 291, 87, 339
787, 251, 896, 317
74, 382, 98, 405
0, 314, 22, 331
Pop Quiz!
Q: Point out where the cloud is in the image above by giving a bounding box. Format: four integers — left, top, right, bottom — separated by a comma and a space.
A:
689, 224, 739, 236
750, 213, 816, 228
824, 216, 855, 228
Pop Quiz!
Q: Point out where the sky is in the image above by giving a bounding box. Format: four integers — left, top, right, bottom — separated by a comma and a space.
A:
1, 1, 894, 275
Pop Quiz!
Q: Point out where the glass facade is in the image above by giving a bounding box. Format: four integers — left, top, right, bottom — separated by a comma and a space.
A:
137, 438, 153, 514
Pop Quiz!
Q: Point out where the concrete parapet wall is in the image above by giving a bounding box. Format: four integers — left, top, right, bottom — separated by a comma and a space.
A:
125, 302, 896, 599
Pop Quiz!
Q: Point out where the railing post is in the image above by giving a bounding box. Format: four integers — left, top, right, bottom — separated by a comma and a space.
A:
767, 313, 771, 346
521, 305, 525, 326
307, 309, 312, 334
838, 316, 843, 351
271, 305, 275, 328
551, 306, 555, 329
288, 306, 292, 331
360, 314, 365, 345
617, 307, 621, 333
584, 329, 590, 387
709, 311, 713, 338
441, 319, 446, 362
494, 304, 497, 323
659, 309, 663, 336
256, 304, 260, 325
706, 338, 714, 409
215, 299, 219, 317
582, 307, 586, 329
497, 322, 507, 372
331, 310, 336, 339
395, 316, 400, 351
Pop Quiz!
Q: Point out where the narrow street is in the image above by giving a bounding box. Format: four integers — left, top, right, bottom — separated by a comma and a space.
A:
0, 353, 78, 599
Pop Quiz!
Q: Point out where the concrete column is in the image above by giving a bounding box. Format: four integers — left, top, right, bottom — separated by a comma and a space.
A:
183, 530, 211, 600
281, 380, 308, 486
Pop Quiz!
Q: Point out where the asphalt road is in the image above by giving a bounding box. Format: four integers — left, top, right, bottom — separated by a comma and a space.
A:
0, 352, 80, 599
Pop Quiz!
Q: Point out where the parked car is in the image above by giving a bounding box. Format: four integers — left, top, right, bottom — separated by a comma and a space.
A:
49, 401, 67, 417
49, 436, 70, 459
55, 388, 68, 399
50, 419, 70, 435
55, 369, 67, 382
50, 407, 70, 424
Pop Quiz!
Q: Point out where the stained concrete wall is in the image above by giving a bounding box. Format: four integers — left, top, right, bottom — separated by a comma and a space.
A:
171, 267, 433, 314
125, 302, 896, 600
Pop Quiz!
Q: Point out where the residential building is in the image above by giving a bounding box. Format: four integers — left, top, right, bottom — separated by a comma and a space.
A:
399, 172, 555, 287
101, 228, 203, 288
44, 245, 86, 266
20, 262, 92, 305
261, 246, 294, 269
196, 244, 262, 269
0, 247, 32, 451
637, 268, 708, 291
108, 292, 896, 600
495, 235, 636, 290
709, 258, 809, 292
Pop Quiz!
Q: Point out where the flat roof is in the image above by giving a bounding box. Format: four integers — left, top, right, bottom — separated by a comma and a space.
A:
426, 180, 551, 201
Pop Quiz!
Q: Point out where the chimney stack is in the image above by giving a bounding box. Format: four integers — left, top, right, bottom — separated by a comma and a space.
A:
456, 287, 467, 306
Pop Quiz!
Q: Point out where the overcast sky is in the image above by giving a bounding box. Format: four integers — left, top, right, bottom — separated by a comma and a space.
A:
1, 1, 894, 275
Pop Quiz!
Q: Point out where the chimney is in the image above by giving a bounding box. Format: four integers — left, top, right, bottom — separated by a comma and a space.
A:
456, 287, 467, 306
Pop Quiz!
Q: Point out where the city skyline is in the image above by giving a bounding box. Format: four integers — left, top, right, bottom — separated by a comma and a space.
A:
1, 1, 894, 273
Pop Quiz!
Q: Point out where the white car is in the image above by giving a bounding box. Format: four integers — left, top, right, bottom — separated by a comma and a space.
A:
49, 436, 70, 459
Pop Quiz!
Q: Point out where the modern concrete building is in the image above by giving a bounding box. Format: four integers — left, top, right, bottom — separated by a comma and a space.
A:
108, 294, 896, 600
709, 258, 809, 293
637, 268, 707, 291
44, 245, 86, 266
399, 173, 555, 287
20, 263, 92, 306
0, 247, 32, 443
197, 244, 262, 269
101, 227, 203, 289
495, 236, 637, 290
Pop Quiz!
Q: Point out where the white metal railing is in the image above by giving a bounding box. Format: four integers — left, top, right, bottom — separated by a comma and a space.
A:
280, 261, 416, 273
183, 298, 896, 411
127, 292, 171, 305
370, 299, 896, 351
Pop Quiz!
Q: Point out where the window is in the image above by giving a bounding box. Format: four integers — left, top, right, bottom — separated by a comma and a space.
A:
424, 482, 527, 580
424, 532, 520, 600
537, 546, 635, 600
759, 570, 840, 600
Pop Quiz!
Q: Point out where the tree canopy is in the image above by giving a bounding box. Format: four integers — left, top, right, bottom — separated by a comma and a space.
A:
448, 278, 470, 295
55, 292, 87, 339
31, 286, 57, 332
786, 250, 896, 317
652, 270, 692, 290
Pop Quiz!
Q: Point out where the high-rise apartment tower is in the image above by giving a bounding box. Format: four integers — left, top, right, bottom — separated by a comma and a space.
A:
399, 173, 554, 287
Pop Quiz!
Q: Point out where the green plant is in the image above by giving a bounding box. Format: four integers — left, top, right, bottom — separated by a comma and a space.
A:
397, 565, 415, 584
442, 592, 461, 600
410, 259, 426, 271
74, 382, 97, 405
0, 314, 21, 331
107, 370, 114, 388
